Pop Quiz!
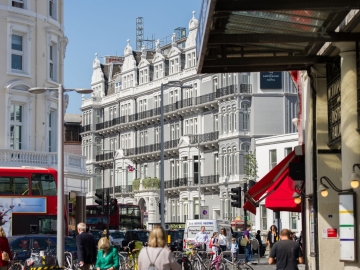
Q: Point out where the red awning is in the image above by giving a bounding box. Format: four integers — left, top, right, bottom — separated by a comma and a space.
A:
265, 168, 302, 212
243, 150, 296, 215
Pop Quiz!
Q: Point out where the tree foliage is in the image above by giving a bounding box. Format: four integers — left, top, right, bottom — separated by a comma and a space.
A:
243, 152, 258, 182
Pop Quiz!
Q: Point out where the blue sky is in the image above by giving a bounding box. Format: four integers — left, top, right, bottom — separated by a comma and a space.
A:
64, 0, 202, 114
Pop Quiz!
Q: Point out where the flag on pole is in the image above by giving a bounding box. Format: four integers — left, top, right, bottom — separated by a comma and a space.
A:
128, 165, 134, 172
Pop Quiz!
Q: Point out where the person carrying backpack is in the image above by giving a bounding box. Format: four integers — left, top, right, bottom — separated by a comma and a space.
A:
209, 232, 220, 261
138, 226, 180, 270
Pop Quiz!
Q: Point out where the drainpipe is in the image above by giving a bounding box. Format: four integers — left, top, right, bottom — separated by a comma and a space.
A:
307, 69, 319, 270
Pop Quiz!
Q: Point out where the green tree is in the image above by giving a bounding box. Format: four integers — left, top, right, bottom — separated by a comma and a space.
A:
243, 152, 258, 182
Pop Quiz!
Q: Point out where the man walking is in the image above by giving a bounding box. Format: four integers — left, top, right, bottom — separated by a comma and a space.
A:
268, 228, 304, 270
195, 226, 209, 250
76, 223, 96, 270
243, 225, 253, 264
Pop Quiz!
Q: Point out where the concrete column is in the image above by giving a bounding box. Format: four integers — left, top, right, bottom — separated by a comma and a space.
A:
220, 199, 224, 220
337, 42, 360, 270
188, 200, 194, 219
75, 195, 86, 226
337, 43, 360, 188
179, 200, 184, 222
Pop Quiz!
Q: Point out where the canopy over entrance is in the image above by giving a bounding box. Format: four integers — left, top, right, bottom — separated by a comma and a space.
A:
196, 0, 360, 73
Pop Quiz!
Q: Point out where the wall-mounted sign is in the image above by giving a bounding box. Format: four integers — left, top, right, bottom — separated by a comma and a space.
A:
339, 193, 356, 262
322, 228, 338, 238
260, 72, 282, 89
200, 206, 209, 219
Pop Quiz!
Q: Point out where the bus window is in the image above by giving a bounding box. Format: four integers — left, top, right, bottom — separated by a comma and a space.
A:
31, 174, 57, 195
0, 177, 29, 195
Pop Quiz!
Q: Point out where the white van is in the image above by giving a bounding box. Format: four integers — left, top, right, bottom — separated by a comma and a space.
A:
183, 219, 232, 250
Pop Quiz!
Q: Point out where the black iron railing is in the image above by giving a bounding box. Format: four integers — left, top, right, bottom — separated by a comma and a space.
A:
96, 152, 114, 162
80, 125, 91, 133
188, 131, 219, 144
93, 83, 252, 131
165, 175, 220, 189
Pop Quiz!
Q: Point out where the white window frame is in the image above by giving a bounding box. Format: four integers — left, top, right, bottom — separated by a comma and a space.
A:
10, 103, 24, 150
170, 60, 174, 74
49, 0, 57, 20
8, 19, 33, 77
260, 205, 267, 231
11, 0, 26, 9
290, 212, 298, 231
269, 149, 277, 169
47, 32, 59, 83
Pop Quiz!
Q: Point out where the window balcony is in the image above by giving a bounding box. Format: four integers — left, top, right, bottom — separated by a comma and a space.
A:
96, 151, 114, 162
80, 124, 91, 133
188, 131, 219, 144
164, 174, 219, 189
92, 83, 252, 132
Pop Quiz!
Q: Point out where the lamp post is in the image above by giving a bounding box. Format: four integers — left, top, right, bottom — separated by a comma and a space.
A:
102, 149, 116, 197
160, 81, 192, 228
28, 84, 92, 267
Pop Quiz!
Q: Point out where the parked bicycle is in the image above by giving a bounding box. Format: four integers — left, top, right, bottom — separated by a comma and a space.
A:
8, 252, 24, 270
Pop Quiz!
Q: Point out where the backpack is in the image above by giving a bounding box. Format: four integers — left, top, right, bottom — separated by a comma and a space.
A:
146, 247, 164, 270
209, 238, 213, 248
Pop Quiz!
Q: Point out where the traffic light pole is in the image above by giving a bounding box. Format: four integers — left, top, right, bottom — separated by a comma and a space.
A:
106, 188, 110, 239
243, 182, 248, 231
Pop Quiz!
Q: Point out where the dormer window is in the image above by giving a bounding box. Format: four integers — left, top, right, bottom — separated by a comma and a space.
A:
140, 70, 144, 84
175, 58, 179, 73
155, 66, 158, 79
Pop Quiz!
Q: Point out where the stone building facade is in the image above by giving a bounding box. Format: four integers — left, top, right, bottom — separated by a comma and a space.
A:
81, 12, 298, 226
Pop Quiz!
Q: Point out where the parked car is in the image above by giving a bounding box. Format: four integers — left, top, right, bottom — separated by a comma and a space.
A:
121, 230, 150, 248
8, 235, 77, 262
109, 230, 125, 249
166, 229, 184, 251
89, 229, 102, 245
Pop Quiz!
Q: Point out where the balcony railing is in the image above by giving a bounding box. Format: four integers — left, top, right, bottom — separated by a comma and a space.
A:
164, 175, 219, 189
123, 139, 180, 157
94, 83, 252, 131
188, 131, 219, 144
80, 125, 91, 133
96, 152, 114, 162
96, 185, 133, 195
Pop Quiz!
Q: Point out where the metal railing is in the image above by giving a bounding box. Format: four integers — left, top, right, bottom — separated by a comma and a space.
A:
96, 185, 133, 194
93, 84, 252, 131
188, 131, 219, 144
164, 175, 219, 188
80, 125, 91, 133
96, 152, 114, 162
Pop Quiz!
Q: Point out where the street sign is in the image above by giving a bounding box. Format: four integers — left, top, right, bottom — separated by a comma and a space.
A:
200, 206, 209, 219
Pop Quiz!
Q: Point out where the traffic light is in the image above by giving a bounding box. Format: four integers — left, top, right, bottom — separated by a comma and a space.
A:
230, 187, 241, 208
95, 191, 104, 211
109, 198, 118, 214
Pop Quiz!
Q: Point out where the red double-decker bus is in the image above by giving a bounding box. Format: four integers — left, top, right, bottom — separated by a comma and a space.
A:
86, 203, 142, 231
0, 166, 67, 236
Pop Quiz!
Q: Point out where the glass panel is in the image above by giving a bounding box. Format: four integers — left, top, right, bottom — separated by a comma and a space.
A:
0, 177, 29, 195
31, 174, 57, 196
11, 54, 23, 70
12, 35, 23, 51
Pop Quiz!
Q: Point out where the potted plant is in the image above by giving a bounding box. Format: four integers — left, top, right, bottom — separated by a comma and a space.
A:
132, 178, 140, 191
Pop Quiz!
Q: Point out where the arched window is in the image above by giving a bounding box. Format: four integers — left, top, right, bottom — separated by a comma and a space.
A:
241, 102, 250, 130
228, 147, 232, 175
222, 108, 226, 134
233, 147, 237, 175
228, 106, 232, 132
232, 105, 237, 131
222, 148, 227, 177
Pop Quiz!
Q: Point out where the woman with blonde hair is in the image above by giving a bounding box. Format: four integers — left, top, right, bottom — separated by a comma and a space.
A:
95, 237, 119, 270
0, 226, 12, 270
138, 226, 180, 270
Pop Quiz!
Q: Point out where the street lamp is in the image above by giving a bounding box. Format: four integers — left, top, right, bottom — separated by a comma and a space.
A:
160, 81, 192, 228
318, 176, 354, 198
102, 149, 116, 197
28, 84, 92, 267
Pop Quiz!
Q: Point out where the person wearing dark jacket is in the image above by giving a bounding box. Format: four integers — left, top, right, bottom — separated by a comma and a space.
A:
76, 223, 97, 270
255, 230, 264, 257
0, 226, 12, 270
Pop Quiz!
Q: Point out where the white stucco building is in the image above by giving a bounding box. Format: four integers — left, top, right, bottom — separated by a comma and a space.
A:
254, 133, 302, 237
0, 0, 89, 224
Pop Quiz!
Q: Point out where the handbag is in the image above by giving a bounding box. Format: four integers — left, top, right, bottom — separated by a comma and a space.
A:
1, 251, 9, 261
240, 238, 248, 247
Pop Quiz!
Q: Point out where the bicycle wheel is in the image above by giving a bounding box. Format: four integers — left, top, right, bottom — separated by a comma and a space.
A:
191, 258, 202, 270
9, 263, 24, 270
237, 263, 254, 270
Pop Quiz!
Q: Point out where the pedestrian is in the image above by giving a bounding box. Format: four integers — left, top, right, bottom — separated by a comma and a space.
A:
243, 225, 253, 265
194, 226, 209, 251
218, 228, 228, 252
209, 232, 220, 261
0, 226, 12, 270
268, 228, 304, 269
255, 230, 264, 257
230, 237, 239, 261
95, 237, 119, 270
138, 226, 181, 270
101, 229, 114, 245
76, 223, 97, 270
266, 225, 278, 256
